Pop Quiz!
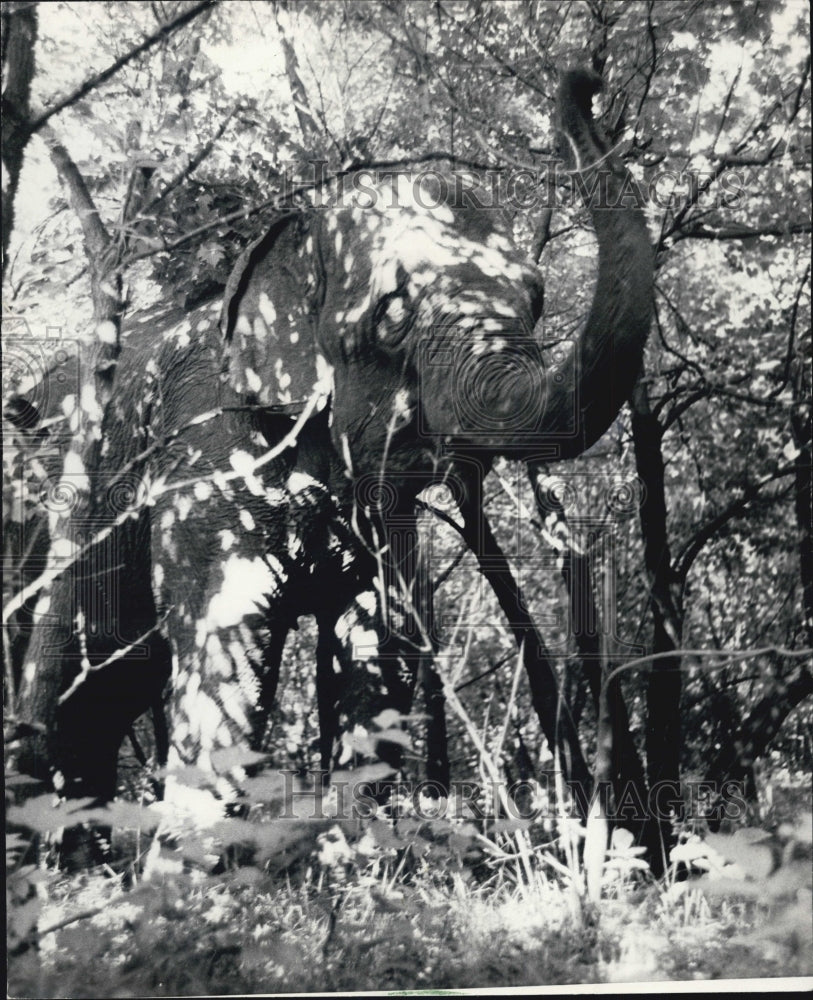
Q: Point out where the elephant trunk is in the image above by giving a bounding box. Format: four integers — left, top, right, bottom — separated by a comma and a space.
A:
516, 69, 654, 460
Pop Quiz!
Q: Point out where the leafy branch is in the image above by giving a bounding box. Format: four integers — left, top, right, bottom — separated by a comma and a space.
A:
26, 0, 218, 136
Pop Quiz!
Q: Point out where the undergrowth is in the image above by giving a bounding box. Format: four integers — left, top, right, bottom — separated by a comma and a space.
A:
6, 757, 812, 997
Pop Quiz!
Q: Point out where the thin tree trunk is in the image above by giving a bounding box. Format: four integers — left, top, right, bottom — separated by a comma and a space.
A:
456, 486, 593, 803
1, 2, 38, 275
15, 129, 123, 790
416, 524, 449, 789
584, 558, 613, 903
705, 665, 813, 817
631, 378, 683, 873
274, 1, 321, 147
631, 382, 682, 782
791, 329, 813, 645
552, 505, 651, 838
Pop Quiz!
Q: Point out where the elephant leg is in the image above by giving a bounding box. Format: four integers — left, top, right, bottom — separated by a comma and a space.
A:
327, 494, 444, 782
56, 633, 172, 801
161, 581, 282, 772
55, 514, 171, 802
419, 652, 449, 790
251, 620, 289, 749
153, 479, 305, 780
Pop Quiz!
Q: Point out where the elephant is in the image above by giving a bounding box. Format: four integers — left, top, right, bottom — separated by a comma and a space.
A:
8, 305, 381, 801
10, 68, 653, 814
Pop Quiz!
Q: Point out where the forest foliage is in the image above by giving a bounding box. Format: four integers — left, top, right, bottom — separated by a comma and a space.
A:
2, 0, 812, 993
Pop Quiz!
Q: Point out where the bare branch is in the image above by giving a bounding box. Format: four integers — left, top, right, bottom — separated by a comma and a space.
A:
672, 221, 812, 243
675, 465, 797, 586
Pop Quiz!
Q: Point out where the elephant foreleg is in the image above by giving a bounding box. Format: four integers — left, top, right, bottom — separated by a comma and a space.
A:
328, 497, 445, 783
56, 631, 173, 801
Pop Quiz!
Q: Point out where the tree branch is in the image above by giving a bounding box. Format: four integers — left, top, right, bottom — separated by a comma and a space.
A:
1, 0, 37, 273
118, 150, 500, 268
672, 221, 812, 243
27, 0, 217, 135
140, 109, 236, 217
674, 466, 797, 586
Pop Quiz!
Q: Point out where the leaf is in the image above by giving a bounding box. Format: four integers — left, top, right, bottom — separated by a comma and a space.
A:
710, 861, 747, 881
779, 813, 813, 845
224, 865, 265, 887
9, 866, 36, 902
197, 241, 225, 268
178, 834, 217, 868
606, 845, 648, 858
704, 831, 775, 878
696, 873, 762, 899
330, 762, 395, 787
490, 817, 531, 834
371, 709, 403, 729
604, 857, 650, 872
4, 773, 46, 787
93, 800, 163, 830
64, 800, 161, 832
8, 794, 161, 834
159, 763, 220, 789
209, 747, 269, 773
239, 772, 288, 803
366, 820, 405, 851
341, 729, 377, 757
449, 821, 479, 843
449, 825, 480, 854
5, 832, 29, 853
7, 795, 94, 834
671, 838, 719, 865
689, 857, 715, 872
611, 827, 635, 851
372, 727, 412, 750
730, 827, 773, 844
9, 897, 40, 944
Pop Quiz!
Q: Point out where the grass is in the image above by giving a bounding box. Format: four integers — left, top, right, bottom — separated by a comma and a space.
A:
8, 821, 812, 997
7, 758, 812, 996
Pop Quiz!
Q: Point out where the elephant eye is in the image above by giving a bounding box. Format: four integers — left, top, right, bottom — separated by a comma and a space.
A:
384, 297, 405, 323
373, 290, 412, 348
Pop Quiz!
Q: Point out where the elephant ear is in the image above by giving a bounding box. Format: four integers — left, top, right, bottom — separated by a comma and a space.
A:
220, 211, 330, 412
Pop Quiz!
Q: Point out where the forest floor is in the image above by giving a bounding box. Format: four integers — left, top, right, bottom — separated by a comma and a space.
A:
8, 807, 812, 997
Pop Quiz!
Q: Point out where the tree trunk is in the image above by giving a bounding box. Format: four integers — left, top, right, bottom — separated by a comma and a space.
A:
554, 509, 651, 833
416, 525, 449, 790
705, 665, 813, 822
457, 485, 593, 803
1, 2, 37, 275
631, 379, 683, 873
15, 127, 123, 794
274, 1, 321, 148
791, 335, 812, 645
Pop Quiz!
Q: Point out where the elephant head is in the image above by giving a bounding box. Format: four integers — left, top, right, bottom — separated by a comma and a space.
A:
222, 69, 653, 492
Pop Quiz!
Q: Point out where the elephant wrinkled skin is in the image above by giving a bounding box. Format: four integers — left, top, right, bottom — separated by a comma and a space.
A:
11, 69, 653, 809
